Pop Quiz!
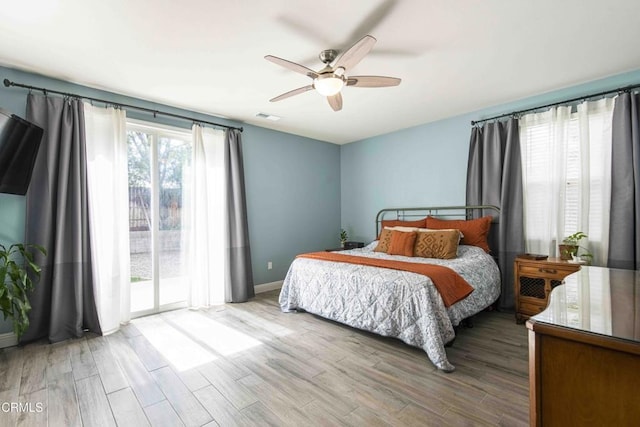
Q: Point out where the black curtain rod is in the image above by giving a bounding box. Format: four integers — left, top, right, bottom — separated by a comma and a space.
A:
470, 82, 640, 126
3, 78, 243, 132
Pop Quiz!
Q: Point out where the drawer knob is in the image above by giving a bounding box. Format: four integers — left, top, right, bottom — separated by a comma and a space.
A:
539, 268, 557, 274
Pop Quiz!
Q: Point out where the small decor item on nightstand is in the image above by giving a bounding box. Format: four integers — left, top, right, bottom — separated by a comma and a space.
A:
558, 231, 593, 263
340, 229, 348, 248
344, 241, 364, 249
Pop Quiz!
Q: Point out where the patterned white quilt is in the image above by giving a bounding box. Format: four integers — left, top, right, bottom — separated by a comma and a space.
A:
279, 243, 500, 371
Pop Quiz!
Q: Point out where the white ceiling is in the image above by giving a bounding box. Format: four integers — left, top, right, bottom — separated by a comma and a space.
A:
0, 1, 639, 144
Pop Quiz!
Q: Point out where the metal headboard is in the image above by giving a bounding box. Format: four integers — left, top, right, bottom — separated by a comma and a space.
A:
375, 205, 501, 254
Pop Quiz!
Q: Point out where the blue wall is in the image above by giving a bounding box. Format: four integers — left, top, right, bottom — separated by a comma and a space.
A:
0, 65, 340, 333
340, 69, 640, 243
3, 62, 640, 336
243, 125, 340, 283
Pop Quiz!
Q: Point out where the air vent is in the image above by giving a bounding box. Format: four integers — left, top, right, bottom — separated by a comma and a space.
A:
255, 112, 281, 121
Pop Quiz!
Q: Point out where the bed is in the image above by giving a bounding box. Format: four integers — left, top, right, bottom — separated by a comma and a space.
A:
279, 206, 501, 372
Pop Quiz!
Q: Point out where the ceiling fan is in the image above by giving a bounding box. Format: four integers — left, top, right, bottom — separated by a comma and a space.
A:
265, 35, 401, 112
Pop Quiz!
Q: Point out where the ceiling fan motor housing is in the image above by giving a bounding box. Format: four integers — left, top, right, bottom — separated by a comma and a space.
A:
319, 49, 338, 64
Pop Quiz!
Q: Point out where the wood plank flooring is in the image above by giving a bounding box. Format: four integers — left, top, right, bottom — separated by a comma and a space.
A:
0, 290, 529, 426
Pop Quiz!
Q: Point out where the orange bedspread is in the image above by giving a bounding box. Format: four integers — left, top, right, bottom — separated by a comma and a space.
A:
297, 251, 474, 308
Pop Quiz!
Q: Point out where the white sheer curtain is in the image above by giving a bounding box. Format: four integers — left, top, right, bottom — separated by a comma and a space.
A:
184, 125, 226, 307
520, 106, 571, 255
576, 98, 614, 265
84, 103, 131, 334
520, 98, 615, 265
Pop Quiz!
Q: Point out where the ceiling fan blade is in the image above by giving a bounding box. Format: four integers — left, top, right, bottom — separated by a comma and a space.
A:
333, 35, 376, 71
270, 85, 314, 102
276, 15, 333, 47
347, 0, 398, 46
327, 93, 343, 111
346, 76, 401, 88
265, 55, 318, 79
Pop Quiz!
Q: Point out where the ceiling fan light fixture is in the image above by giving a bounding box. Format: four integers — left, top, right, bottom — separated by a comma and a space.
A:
313, 74, 344, 96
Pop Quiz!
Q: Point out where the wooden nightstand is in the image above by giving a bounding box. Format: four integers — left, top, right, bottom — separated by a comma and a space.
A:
326, 242, 364, 252
514, 257, 581, 323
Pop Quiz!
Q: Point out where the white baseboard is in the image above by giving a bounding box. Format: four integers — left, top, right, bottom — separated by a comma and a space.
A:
0, 332, 18, 349
254, 280, 283, 294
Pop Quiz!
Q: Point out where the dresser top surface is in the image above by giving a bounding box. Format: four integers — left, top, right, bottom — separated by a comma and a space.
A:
530, 266, 640, 343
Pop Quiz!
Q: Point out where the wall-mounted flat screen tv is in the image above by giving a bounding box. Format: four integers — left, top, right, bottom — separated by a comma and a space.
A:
0, 108, 43, 195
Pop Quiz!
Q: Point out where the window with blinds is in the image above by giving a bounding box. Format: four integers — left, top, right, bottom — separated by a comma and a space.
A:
519, 99, 614, 263
563, 116, 580, 236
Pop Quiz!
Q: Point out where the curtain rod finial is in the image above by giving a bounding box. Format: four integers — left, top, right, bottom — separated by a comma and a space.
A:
3, 79, 11, 87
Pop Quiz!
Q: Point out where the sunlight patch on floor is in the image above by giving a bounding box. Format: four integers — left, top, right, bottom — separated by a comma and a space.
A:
166, 310, 264, 356
132, 315, 217, 371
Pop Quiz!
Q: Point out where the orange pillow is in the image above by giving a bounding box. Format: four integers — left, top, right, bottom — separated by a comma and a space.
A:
413, 229, 460, 259
374, 228, 393, 252
387, 231, 417, 257
426, 216, 492, 252
379, 218, 427, 238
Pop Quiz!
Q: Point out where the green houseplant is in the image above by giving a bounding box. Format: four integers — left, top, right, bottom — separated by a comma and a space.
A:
558, 231, 593, 263
0, 243, 46, 337
340, 229, 348, 248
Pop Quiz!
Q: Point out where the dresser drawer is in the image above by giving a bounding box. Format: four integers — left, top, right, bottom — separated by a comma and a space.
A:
518, 264, 576, 280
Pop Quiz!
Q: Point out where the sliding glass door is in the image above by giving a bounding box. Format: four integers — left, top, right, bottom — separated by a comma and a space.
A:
127, 122, 192, 316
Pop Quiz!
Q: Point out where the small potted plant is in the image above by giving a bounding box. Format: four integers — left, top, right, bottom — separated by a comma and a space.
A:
559, 231, 592, 263
340, 229, 348, 248
0, 243, 46, 337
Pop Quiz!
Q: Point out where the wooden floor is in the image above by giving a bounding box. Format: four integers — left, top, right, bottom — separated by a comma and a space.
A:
0, 290, 529, 426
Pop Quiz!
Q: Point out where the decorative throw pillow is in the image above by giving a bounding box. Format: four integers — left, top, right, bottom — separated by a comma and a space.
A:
416, 228, 464, 241
374, 228, 394, 252
375, 226, 419, 252
426, 215, 492, 252
413, 229, 460, 259
387, 230, 417, 257
379, 217, 427, 238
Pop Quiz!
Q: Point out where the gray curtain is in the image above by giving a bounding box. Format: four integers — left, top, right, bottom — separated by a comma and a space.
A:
224, 129, 254, 302
608, 92, 640, 269
466, 118, 525, 310
21, 94, 101, 343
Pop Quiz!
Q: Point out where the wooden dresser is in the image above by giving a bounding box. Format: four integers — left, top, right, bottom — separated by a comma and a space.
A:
514, 257, 581, 323
526, 267, 640, 426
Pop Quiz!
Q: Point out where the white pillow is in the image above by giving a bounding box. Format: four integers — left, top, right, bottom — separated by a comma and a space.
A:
386, 226, 419, 232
